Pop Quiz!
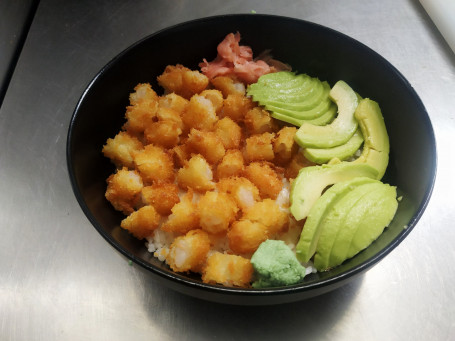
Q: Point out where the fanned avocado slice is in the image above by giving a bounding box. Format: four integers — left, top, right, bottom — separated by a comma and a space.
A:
270, 103, 337, 127
351, 98, 390, 180
294, 80, 359, 148
289, 162, 379, 221
295, 177, 377, 264
304, 128, 364, 164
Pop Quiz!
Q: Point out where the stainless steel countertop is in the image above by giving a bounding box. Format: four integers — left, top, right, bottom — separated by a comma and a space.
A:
1, 0, 454, 340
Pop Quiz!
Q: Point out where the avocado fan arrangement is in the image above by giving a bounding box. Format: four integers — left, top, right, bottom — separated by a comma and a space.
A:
247, 71, 398, 280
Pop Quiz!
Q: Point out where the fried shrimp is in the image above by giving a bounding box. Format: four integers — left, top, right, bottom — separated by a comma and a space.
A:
176, 154, 215, 192
134, 144, 175, 184
102, 131, 143, 169
120, 205, 161, 239
202, 252, 253, 287
157, 64, 209, 99
167, 229, 211, 272
105, 167, 143, 215
243, 162, 283, 199
197, 191, 238, 234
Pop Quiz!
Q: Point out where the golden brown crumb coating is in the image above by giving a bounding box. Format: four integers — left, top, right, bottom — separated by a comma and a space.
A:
120, 205, 161, 239
161, 191, 199, 235
134, 144, 175, 184
167, 229, 211, 273
273, 126, 298, 164
102, 131, 143, 169
243, 132, 275, 162
216, 176, 260, 211
171, 143, 190, 168
197, 191, 238, 234
228, 220, 268, 255
214, 117, 242, 150
243, 162, 283, 199
141, 182, 180, 216
158, 92, 189, 114
181, 94, 219, 132
186, 128, 226, 165
202, 252, 253, 287
210, 76, 246, 97
216, 149, 245, 179
284, 151, 314, 180
244, 107, 278, 134
105, 167, 143, 215
199, 89, 224, 113
220, 93, 254, 122
176, 154, 215, 192
144, 120, 182, 148
124, 99, 159, 134
129, 83, 159, 105
157, 64, 209, 99
242, 199, 289, 236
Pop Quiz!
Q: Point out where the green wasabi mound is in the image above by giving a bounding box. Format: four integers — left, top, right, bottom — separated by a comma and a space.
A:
251, 240, 306, 288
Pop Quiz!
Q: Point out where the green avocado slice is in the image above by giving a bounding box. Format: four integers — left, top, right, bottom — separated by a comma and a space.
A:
294, 80, 359, 148
351, 98, 390, 180
269, 104, 336, 127
328, 183, 397, 267
295, 177, 377, 264
289, 162, 378, 221
313, 182, 386, 271
303, 129, 364, 164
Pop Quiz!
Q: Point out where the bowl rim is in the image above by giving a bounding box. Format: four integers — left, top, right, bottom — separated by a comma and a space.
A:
66, 13, 437, 298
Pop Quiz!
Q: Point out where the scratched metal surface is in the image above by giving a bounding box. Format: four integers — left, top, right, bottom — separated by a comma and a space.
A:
0, 0, 454, 340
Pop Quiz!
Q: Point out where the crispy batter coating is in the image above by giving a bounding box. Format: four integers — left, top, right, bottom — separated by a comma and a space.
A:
120, 205, 161, 239
124, 99, 159, 134
176, 154, 215, 192
211, 76, 246, 97
102, 131, 143, 169
158, 92, 189, 114
284, 151, 314, 180
134, 144, 175, 184
244, 107, 278, 134
156, 107, 184, 130
220, 93, 254, 122
129, 83, 159, 105
181, 94, 218, 132
157, 64, 209, 99
273, 126, 298, 164
171, 143, 190, 168
199, 89, 224, 113
144, 120, 182, 148
243, 162, 283, 199
216, 149, 245, 179
141, 182, 180, 216
197, 191, 238, 234
216, 176, 260, 211
105, 167, 143, 215
161, 191, 199, 234
186, 128, 226, 165
228, 220, 268, 255
166, 229, 211, 273
244, 132, 275, 162
214, 117, 242, 150
202, 252, 253, 287
242, 199, 289, 236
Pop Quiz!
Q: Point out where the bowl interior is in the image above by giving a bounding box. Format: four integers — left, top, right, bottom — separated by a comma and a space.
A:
67, 14, 436, 304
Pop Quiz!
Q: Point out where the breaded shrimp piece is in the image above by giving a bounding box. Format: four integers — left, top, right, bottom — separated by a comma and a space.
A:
284, 151, 314, 180
211, 76, 246, 97
105, 167, 143, 215
134, 144, 175, 184
220, 93, 254, 122
244, 107, 279, 134
214, 117, 242, 150
243, 162, 283, 199
144, 120, 182, 148
199, 89, 224, 113
124, 99, 159, 134
129, 83, 159, 105
216, 149, 245, 179
156, 107, 184, 130
186, 128, 225, 165
157, 64, 209, 99
273, 126, 298, 164
161, 191, 199, 235
243, 132, 275, 162
171, 143, 190, 168
181, 94, 218, 132
141, 182, 180, 216
227, 220, 268, 255
158, 92, 189, 115
216, 176, 260, 211
102, 131, 143, 169
176, 154, 215, 192
197, 191, 238, 234
242, 199, 289, 236
166, 229, 211, 273
202, 252, 253, 287
120, 205, 161, 239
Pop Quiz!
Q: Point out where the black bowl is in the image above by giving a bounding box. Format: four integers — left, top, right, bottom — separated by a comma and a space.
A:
67, 14, 436, 305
